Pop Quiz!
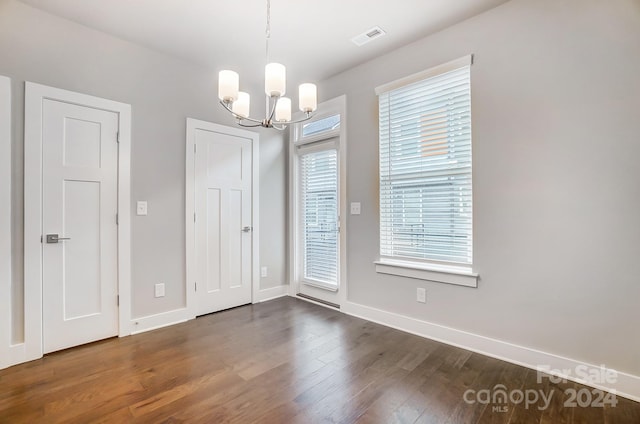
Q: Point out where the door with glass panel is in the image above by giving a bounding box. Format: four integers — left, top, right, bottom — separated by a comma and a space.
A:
295, 137, 341, 308
292, 102, 344, 307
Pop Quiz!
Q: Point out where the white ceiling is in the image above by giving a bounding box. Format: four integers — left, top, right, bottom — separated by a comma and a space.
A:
19, 0, 508, 88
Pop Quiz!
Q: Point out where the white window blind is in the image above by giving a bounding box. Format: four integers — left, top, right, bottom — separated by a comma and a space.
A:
300, 148, 339, 285
378, 61, 472, 265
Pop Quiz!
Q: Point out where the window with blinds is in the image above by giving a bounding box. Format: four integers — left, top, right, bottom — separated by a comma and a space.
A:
378, 58, 472, 265
300, 148, 339, 285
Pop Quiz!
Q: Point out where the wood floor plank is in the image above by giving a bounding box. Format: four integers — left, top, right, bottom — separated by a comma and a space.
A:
475, 362, 528, 424
353, 346, 449, 424
387, 346, 473, 423
443, 355, 511, 424
507, 368, 547, 424
538, 379, 574, 424
604, 396, 640, 424
0, 297, 637, 424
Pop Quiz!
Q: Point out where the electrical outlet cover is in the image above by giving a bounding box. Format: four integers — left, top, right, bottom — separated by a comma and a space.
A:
417, 288, 426, 303
136, 201, 148, 216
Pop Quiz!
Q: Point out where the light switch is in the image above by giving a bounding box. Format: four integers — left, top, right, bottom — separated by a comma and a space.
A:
350, 202, 361, 215
136, 201, 148, 216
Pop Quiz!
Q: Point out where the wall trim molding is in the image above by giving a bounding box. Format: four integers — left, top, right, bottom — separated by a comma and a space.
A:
0, 75, 12, 370
341, 300, 640, 402
6, 344, 26, 369
256, 285, 289, 303
0, 344, 28, 371
130, 308, 190, 335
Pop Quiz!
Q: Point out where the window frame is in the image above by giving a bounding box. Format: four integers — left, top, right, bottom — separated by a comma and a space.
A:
289, 95, 348, 303
375, 55, 478, 287
292, 111, 341, 146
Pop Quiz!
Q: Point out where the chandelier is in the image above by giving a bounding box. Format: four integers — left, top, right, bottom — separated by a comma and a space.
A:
217, 0, 317, 130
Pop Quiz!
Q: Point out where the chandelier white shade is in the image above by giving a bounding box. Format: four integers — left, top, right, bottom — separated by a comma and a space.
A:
265, 63, 286, 97
275, 97, 291, 122
217, 0, 318, 130
299, 83, 318, 113
232, 91, 250, 118
218, 70, 239, 103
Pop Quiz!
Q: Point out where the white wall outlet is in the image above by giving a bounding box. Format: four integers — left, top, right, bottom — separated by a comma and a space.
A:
350, 202, 361, 215
261, 266, 268, 278
136, 201, 148, 216
155, 283, 165, 298
417, 287, 426, 303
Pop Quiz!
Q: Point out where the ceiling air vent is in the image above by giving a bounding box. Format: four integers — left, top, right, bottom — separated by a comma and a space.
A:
351, 26, 387, 47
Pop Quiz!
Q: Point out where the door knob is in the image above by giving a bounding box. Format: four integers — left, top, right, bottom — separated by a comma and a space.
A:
46, 234, 71, 244
242, 226, 252, 233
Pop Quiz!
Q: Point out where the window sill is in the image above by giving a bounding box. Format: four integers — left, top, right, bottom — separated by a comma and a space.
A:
374, 259, 478, 288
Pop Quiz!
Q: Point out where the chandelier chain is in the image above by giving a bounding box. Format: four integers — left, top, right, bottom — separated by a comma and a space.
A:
265, 0, 271, 63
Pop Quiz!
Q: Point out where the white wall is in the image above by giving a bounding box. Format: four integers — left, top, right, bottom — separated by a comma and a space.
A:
259, 131, 289, 291
320, 0, 640, 377
0, 0, 288, 344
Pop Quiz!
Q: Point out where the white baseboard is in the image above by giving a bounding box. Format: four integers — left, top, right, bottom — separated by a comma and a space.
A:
342, 301, 640, 402
255, 285, 289, 303
130, 308, 190, 335
8, 344, 26, 367
0, 343, 27, 370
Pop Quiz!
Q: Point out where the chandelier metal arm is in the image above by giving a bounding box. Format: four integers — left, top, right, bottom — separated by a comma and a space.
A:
279, 113, 313, 125
221, 99, 314, 129
237, 121, 267, 128
268, 95, 278, 122
219, 100, 265, 125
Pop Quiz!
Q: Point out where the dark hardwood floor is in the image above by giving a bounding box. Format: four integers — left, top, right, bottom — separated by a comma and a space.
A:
0, 297, 638, 423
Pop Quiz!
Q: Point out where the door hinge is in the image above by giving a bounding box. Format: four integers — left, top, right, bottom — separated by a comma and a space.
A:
116, 213, 119, 225
194, 213, 196, 223
116, 131, 120, 143
195, 282, 197, 292
194, 144, 197, 153
117, 295, 120, 306
40, 235, 43, 243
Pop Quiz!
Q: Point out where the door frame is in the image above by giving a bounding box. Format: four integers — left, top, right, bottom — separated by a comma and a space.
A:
288, 95, 348, 308
24, 82, 132, 362
0, 75, 12, 369
185, 118, 260, 319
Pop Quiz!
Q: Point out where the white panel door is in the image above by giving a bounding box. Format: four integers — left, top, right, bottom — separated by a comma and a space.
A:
42, 99, 119, 354
195, 128, 253, 315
